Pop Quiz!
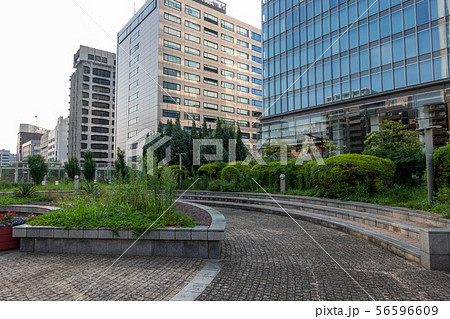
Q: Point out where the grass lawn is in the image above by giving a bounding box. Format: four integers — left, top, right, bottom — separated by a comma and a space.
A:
0, 194, 51, 205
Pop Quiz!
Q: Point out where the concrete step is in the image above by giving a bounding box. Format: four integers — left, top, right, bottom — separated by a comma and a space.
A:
186, 199, 421, 265
181, 194, 432, 242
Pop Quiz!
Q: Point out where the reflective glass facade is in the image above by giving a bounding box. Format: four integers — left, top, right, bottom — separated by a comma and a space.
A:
261, 0, 450, 152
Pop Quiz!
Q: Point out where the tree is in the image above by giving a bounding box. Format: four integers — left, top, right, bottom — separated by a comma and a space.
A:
236, 127, 248, 161
114, 148, 127, 181
64, 156, 81, 180
363, 121, 425, 185
170, 118, 190, 167
27, 155, 48, 185
261, 139, 296, 162
82, 150, 97, 182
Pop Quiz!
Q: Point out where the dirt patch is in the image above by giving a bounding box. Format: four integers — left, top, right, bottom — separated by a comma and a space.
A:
176, 202, 212, 226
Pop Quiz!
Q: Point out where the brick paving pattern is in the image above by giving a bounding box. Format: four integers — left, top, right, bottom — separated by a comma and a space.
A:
0, 253, 205, 301
197, 208, 450, 301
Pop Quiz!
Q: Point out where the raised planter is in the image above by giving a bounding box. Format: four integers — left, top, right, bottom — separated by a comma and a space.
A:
0, 227, 20, 250
12, 201, 226, 259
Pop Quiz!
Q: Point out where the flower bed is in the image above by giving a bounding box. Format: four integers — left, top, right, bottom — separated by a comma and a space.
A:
0, 211, 34, 250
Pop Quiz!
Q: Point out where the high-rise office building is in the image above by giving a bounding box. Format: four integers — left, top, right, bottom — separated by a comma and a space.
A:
41, 116, 69, 163
0, 150, 15, 167
68, 46, 116, 166
116, 0, 263, 160
261, 0, 450, 153
16, 124, 48, 162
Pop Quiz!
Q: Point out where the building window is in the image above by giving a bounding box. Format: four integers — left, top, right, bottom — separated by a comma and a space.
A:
83, 76, 90, 82
237, 85, 249, 93
204, 65, 218, 73
238, 121, 250, 127
184, 113, 200, 121
92, 102, 109, 109
164, 39, 181, 51
129, 105, 139, 114
221, 57, 234, 66
130, 31, 140, 43
252, 111, 262, 117
237, 26, 249, 37
238, 109, 249, 116
252, 56, 262, 63
163, 96, 180, 104
237, 51, 249, 59
204, 103, 218, 110
164, 12, 181, 24
252, 44, 261, 53
221, 106, 235, 113
163, 53, 181, 64
252, 100, 262, 107
185, 5, 200, 18
129, 55, 140, 66
221, 93, 235, 101
83, 66, 90, 74
164, 26, 181, 37
185, 46, 200, 56
237, 39, 249, 48
204, 116, 217, 123
163, 81, 181, 91
129, 117, 138, 126
185, 72, 200, 81
221, 45, 234, 54
204, 27, 218, 37
130, 43, 140, 54
164, 0, 181, 11
128, 131, 137, 138
204, 39, 218, 49
251, 32, 261, 41
237, 62, 249, 70
221, 20, 234, 31
93, 68, 110, 78
129, 92, 139, 102
221, 69, 234, 78
237, 74, 249, 81
185, 33, 200, 43
92, 118, 109, 125
204, 52, 218, 61
252, 88, 262, 96
204, 90, 218, 98
204, 77, 218, 86
185, 59, 200, 69
221, 81, 234, 90
237, 97, 249, 104
252, 77, 262, 85
204, 12, 218, 25
185, 20, 201, 31
163, 67, 181, 77
82, 92, 89, 99
93, 78, 110, 85
129, 67, 139, 78
129, 80, 139, 90
221, 33, 234, 43
163, 109, 180, 118
252, 66, 262, 74
185, 99, 200, 108
185, 86, 200, 95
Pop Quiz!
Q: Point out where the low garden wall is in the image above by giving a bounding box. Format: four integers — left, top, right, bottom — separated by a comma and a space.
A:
11, 202, 226, 259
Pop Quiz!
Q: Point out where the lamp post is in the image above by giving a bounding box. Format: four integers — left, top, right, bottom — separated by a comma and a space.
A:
416, 126, 441, 204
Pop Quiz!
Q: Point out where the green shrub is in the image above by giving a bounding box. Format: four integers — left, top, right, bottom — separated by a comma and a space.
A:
312, 154, 395, 199
207, 179, 222, 191
0, 180, 14, 190
436, 187, 450, 204
302, 161, 317, 190
27, 155, 48, 185
434, 144, 450, 190
169, 165, 190, 179
220, 180, 241, 192
221, 166, 240, 181
198, 163, 223, 179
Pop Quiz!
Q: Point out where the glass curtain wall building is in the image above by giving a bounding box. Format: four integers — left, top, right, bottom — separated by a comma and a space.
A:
261, 0, 450, 153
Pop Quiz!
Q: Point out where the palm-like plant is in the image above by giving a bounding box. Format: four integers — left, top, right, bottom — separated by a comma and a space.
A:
14, 183, 36, 198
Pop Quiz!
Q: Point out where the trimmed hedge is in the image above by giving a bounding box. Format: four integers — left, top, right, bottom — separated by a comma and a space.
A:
434, 144, 450, 190
198, 163, 223, 179
221, 166, 240, 181
312, 154, 395, 199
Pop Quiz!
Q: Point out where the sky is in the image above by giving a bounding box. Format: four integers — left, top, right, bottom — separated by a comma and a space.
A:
0, 0, 261, 154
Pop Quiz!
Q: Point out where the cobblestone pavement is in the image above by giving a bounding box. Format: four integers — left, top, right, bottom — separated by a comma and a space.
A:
0, 253, 205, 301
197, 208, 450, 301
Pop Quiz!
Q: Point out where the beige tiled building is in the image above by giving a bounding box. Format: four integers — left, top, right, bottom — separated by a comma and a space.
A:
116, 0, 263, 160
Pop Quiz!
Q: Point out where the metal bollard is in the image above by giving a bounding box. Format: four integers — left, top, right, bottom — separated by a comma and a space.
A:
280, 174, 286, 193
74, 175, 80, 190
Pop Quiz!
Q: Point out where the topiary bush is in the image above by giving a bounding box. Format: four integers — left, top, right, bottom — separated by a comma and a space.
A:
197, 163, 223, 179
312, 154, 395, 199
434, 144, 450, 190
221, 166, 240, 182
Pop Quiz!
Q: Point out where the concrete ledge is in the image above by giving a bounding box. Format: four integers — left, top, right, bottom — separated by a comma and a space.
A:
0, 205, 58, 216
420, 229, 450, 271
11, 202, 225, 259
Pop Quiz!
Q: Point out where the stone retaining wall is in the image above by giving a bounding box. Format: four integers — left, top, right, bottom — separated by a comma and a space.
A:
11, 201, 226, 259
